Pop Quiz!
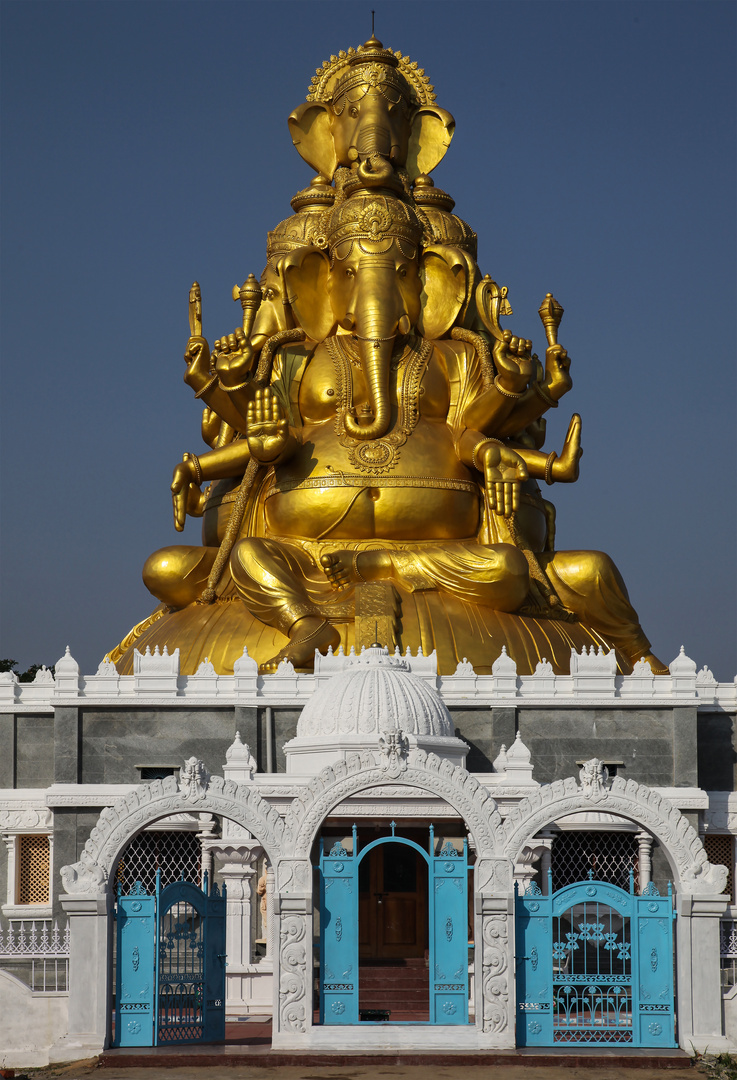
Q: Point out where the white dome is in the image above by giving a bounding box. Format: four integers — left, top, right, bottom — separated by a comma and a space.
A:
297, 645, 454, 738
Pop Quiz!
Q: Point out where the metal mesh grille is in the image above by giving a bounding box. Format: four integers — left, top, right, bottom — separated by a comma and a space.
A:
115, 831, 201, 893
704, 834, 734, 904
551, 832, 638, 892
17, 835, 50, 904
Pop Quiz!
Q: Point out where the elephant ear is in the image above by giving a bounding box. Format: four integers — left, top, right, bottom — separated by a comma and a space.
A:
282, 247, 335, 343
405, 106, 455, 180
418, 245, 474, 340
288, 102, 338, 179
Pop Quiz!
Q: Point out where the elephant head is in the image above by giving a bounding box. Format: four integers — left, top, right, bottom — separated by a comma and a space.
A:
288, 37, 455, 188
284, 193, 477, 442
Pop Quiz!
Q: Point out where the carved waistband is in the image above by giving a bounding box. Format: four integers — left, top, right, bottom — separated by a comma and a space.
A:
265, 474, 480, 499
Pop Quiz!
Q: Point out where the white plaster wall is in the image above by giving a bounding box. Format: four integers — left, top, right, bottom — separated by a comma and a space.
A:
722, 985, 737, 1051
0, 969, 69, 1067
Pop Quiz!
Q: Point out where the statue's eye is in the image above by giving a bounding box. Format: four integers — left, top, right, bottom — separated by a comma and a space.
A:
263, 288, 274, 301
349, 106, 359, 119
345, 267, 356, 278
398, 267, 408, 278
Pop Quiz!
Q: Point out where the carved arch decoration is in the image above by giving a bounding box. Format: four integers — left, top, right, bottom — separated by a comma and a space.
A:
282, 748, 504, 862
59, 773, 287, 896
500, 773, 728, 896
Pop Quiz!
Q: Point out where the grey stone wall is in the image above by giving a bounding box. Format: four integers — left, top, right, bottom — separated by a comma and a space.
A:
517, 707, 697, 787
51, 808, 101, 922
447, 705, 701, 787
0, 714, 14, 788
79, 708, 239, 784
17, 715, 55, 788
449, 707, 515, 772
698, 710, 736, 791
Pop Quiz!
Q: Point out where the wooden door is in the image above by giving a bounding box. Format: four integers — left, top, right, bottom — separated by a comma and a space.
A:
359, 843, 427, 959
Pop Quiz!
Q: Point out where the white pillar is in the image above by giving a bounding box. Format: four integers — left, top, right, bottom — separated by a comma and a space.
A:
636, 831, 653, 892
266, 862, 276, 961
540, 832, 554, 895
50, 895, 111, 1061
676, 893, 730, 1052
205, 840, 265, 1016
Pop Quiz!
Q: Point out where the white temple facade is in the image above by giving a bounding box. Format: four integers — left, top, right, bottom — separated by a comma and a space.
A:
1, 642, 736, 1064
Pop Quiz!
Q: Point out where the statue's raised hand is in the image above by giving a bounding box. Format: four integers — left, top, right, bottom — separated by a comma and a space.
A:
214, 327, 255, 388
492, 330, 536, 394
183, 336, 212, 385
543, 343, 572, 401
246, 388, 289, 463
478, 442, 528, 518
171, 454, 206, 531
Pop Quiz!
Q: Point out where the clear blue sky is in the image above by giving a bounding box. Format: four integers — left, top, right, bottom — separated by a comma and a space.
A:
1, 0, 735, 679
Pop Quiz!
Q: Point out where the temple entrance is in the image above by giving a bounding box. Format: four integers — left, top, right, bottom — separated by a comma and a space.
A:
319, 824, 469, 1025
358, 833, 429, 1021
359, 834, 428, 960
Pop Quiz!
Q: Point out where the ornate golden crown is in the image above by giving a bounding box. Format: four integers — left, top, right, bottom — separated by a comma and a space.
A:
327, 194, 423, 260
306, 36, 436, 108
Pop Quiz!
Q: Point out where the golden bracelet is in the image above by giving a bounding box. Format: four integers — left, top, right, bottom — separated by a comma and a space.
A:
471, 436, 504, 471
188, 453, 203, 486
218, 377, 252, 393
533, 380, 559, 408
352, 551, 366, 583
493, 374, 525, 399
193, 373, 218, 399
544, 450, 557, 486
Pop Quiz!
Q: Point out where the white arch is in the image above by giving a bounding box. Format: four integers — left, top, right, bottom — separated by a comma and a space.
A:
282, 749, 504, 861
500, 773, 727, 895
59, 772, 287, 896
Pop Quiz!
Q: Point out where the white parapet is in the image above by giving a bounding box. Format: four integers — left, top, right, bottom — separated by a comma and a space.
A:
0, 645, 734, 711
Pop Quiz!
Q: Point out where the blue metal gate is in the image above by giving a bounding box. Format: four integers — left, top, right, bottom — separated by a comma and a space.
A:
319, 824, 469, 1025
115, 871, 226, 1046
515, 872, 675, 1047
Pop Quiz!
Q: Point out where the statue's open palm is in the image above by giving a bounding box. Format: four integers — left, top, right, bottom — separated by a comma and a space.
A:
479, 442, 528, 517
246, 388, 289, 463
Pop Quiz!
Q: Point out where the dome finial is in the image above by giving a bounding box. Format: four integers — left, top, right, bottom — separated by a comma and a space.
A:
370, 620, 383, 650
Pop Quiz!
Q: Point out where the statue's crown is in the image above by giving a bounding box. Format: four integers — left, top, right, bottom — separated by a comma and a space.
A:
306, 37, 436, 108
328, 193, 423, 261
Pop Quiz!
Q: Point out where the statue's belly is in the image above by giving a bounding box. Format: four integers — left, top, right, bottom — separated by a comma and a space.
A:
265, 423, 480, 541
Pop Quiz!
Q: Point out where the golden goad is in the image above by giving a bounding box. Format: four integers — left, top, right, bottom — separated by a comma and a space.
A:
109, 35, 666, 677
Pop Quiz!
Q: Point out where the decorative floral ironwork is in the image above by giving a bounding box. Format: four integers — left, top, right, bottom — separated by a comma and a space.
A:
331, 1000, 346, 1014
442, 1000, 457, 1015
648, 1021, 662, 1036
335, 917, 343, 942
329, 842, 349, 857
445, 916, 453, 941
528, 1019, 542, 1034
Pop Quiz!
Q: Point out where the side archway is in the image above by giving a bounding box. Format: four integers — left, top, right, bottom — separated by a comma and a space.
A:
499, 768, 727, 895
60, 771, 287, 896
56, 767, 289, 1061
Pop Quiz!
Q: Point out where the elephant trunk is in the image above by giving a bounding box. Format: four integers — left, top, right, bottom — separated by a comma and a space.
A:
343, 330, 393, 441
357, 152, 395, 187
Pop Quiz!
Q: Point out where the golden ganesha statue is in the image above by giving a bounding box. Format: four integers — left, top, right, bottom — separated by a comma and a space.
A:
109, 36, 665, 676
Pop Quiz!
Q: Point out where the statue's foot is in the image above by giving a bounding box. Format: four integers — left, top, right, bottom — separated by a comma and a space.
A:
552, 413, 583, 482
320, 549, 392, 591
259, 617, 341, 673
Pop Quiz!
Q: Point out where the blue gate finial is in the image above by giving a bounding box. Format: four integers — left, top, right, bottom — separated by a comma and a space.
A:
352, 823, 358, 853
587, 868, 594, 880
390, 820, 396, 836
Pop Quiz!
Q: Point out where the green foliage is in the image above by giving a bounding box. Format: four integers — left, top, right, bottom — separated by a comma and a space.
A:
0, 658, 54, 682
